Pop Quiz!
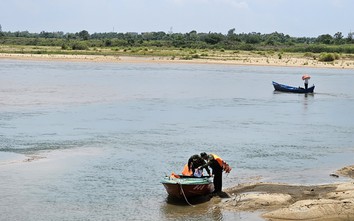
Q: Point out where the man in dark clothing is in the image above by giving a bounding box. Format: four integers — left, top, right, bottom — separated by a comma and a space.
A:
198, 152, 230, 193
187, 154, 211, 177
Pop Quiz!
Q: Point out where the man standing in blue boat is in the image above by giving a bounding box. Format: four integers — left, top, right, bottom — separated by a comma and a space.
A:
302, 74, 311, 89
198, 152, 231, 194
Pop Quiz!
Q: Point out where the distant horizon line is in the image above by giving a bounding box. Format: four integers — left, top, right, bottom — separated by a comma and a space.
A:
2, 28, 349, 39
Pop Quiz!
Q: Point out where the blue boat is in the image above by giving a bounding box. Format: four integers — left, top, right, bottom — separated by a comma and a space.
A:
272, 81, 315, 94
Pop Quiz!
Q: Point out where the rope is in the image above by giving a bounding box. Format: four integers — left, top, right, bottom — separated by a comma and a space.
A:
233, 193, 242, 206
178, 181, 195, 207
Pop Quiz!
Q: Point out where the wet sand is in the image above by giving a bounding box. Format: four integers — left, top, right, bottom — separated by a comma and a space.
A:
220, 165, 354, 221
1, 53, 354, 69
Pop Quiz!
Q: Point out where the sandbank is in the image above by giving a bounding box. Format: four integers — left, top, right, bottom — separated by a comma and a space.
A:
1, 52, 354, 69
220, 165, 354, 221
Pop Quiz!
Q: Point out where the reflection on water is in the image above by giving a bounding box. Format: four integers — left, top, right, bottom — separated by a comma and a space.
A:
165, 195, 213, 206
1, 60, 354, 220
272, 90, 315, 112
161, 196, 222, 221
162, 196, 263, 221
302, 93, 314, 110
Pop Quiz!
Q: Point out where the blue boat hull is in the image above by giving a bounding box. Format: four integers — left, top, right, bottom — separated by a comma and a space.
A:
272, 81, 315, 93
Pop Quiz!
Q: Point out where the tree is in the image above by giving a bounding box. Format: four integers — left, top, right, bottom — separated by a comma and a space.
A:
78, 30, 90, 40
347, 32, 354, 43
333, 32, 344, 44
185, 30, 198, 42
244, 32, 261, 44
227, 28, 235, 36
334, 32, 343, 40
203, 33, 224, 45
226, 28, 240, 43
171, 33, 186, 47
189, 30, 197, 35
316, 34, 333, 44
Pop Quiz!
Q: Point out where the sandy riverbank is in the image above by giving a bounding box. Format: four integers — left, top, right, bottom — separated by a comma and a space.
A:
1, 52, 354, 69
220, 165, 354, 221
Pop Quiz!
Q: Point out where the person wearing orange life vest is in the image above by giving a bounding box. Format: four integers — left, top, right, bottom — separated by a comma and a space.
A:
182, 154, 211, 177
181, 163, 193, 176
198, 152, 232, 194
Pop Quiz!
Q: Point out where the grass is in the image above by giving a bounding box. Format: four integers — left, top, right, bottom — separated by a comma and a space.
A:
1, 44, 354, 68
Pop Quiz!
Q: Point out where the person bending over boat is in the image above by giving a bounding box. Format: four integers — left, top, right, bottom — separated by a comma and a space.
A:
198, 152, 232, 194
182, 154, 211, 177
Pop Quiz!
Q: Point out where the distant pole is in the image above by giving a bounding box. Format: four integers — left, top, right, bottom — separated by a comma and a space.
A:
169, 26, 173, 34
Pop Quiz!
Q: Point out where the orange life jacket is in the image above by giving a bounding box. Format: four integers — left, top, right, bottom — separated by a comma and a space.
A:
210, 153, 232, 173
170, 172, 180, 178
181, 163, 193, 176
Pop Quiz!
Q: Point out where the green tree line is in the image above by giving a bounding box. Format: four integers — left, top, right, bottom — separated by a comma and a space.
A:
1, 27, 354, 53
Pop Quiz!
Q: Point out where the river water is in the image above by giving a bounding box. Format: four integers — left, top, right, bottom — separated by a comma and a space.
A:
0, 59, 353, 221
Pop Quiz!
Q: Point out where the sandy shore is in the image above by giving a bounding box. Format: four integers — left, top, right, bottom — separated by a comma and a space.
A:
220, 165, 354, 221
1, 52, 354, 69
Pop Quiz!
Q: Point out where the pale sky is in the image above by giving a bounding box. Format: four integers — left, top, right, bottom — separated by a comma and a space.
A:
1, 0, 353, 37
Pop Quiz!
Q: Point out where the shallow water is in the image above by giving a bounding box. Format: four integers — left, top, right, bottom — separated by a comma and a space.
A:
0, 59, 353, 220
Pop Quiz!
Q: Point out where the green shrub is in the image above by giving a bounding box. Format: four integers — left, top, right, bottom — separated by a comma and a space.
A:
319, 53, 335, 62
303, 52, 314, 57
72, 42, 88, 50
278, 53, 282, 59
181, 55, 192, 60
61, 43, 69, 50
